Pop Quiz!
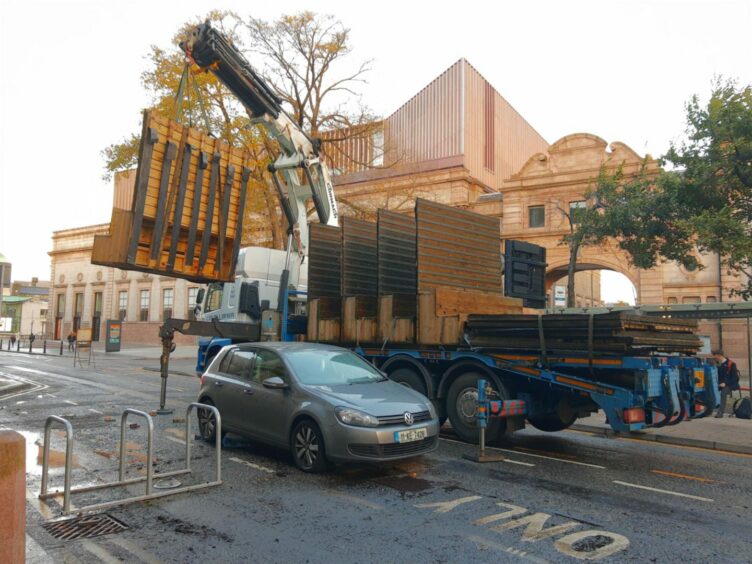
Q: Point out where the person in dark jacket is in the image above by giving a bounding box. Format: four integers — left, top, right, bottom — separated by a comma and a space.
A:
713, 349, 740, 417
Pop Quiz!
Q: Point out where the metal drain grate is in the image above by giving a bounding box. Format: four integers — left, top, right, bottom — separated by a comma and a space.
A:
42, 514, 129, 540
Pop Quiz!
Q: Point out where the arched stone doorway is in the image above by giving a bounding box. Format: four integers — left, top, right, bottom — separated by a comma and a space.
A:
546, 260, 639, 308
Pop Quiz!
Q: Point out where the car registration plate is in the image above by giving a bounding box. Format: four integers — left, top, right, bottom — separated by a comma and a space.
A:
394, 427, 427, 443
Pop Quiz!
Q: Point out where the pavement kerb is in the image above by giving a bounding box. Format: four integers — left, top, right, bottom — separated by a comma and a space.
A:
570, 422, 751, 455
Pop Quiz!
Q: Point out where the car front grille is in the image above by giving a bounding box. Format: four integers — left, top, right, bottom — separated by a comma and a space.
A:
376, 410, 431, 426
348, 435, 437, 458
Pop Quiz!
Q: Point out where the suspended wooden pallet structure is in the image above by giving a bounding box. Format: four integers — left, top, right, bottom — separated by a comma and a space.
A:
92, 110, 252, 283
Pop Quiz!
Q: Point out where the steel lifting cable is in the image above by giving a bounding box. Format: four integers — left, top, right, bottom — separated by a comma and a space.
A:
173, 60, 190, 123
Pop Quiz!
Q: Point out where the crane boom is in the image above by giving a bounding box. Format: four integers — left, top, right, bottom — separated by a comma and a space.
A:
181, 22, 338, 257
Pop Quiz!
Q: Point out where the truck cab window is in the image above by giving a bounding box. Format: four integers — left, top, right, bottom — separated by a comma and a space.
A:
205, 283, 224, 312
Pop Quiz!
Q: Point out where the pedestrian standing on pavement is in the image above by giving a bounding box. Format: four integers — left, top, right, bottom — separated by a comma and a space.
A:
67, 331, 76, 351
713, 349, 740, 417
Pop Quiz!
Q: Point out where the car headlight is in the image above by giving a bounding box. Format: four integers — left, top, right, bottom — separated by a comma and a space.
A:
425, 402, 438, 419
335, 407, 379, 427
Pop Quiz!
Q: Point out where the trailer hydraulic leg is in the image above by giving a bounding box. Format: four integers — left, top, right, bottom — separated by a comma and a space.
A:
463, 379, 505, 463
157, 324, 175, 415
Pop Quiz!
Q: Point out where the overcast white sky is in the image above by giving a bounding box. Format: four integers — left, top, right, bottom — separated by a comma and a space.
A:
1, 0, 750, 302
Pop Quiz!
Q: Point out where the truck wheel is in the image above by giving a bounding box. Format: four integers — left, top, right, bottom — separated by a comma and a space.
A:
527, 415, 576, 432
446, 372, 507, 444
389, 368, 428, 397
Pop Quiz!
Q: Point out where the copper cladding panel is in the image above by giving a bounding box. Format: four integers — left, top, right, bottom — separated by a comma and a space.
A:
415, 198, 502, 294
342, 217, 377, 297
308, 223, 342, 299
377, 210, 416, 296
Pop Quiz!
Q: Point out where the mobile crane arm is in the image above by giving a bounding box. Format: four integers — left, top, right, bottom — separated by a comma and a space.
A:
181, 22, 339, 256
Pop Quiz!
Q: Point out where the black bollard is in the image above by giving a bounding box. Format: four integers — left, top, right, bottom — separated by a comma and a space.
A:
59, 341, 63, 355
0, 339, 3, 349
43, 340, 47, 354
17, 339, 20, 352
28, 341, 32, 354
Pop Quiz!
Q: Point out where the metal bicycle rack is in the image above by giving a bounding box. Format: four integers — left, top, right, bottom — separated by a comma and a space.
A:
39, 402, 222, 515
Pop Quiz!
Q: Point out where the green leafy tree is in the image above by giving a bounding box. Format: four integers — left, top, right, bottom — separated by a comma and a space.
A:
663, 78, 752, 297
560, 78, 752, 305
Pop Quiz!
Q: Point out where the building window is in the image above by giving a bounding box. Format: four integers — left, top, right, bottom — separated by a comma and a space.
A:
118, 290, 128, 321
188, 287, 199, 320
528, 205, 545, 228
667, 297, 678, 304
56, 294, 65, 317
162, 288, 174, 320
569, 200, 587, 224
682, 296, 701, 304
92, 292, 103, 341
73, 292, 84, 332
139, 290, 150, 322
706, 296, 718, 303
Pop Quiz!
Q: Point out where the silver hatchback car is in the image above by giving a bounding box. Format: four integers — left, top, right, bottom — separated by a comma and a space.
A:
197, 342, 439, 472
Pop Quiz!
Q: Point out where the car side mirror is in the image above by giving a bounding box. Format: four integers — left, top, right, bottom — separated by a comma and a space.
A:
263, 376, 288, 390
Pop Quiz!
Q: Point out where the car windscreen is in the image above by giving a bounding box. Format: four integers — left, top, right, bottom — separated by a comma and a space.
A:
285, 350, 386, 386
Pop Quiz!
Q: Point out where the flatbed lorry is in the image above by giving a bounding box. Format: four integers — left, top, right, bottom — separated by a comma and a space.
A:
94, 21, 719, 446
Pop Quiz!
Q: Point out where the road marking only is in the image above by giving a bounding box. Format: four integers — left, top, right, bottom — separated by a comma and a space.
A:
612, 480, 714, 502
229, 456, 275, 474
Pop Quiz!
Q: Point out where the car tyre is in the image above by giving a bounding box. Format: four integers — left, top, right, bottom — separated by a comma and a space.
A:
197, 399, 219, 443
291, 419, 327, 473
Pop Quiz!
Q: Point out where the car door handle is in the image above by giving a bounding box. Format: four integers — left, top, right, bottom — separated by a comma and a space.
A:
214, 381, 224, 388
243, 388, 254, 395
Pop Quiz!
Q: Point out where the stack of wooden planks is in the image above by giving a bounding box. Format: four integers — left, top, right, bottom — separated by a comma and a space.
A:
465, 312, 702, 355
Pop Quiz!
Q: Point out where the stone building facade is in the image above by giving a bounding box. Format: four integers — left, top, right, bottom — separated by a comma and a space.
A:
47, 182, 200, 346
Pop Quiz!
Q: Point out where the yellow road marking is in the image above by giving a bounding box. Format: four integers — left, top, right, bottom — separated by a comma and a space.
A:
650, 469, 717, 483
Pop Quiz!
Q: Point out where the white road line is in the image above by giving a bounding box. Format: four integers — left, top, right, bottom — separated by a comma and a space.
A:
64, 400, 79, 406
229, 456, 275, 474
164, 436, 185, 445
81, 541, 122, 564
88, 408, 103, 414
612, 480, 714, 502
466, 534, 549, 563
441, 438, 535, 467
108, 537, 164, 564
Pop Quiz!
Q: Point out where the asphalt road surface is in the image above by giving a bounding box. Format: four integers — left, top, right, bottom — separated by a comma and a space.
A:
2, 349, 750, 563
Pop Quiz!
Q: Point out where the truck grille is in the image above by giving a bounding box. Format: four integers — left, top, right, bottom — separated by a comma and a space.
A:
348, 435, 437, 458
377, 410, 431, 426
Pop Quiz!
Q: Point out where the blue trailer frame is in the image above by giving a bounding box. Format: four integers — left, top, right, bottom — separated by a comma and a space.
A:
194, 287, 720, 436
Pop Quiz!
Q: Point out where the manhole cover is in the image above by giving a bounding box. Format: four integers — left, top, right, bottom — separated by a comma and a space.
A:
42, 514, 129, 540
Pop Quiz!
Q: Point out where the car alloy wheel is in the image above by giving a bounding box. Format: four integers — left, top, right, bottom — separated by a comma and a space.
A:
197, 401, 217, 442
291, 420, 326, 473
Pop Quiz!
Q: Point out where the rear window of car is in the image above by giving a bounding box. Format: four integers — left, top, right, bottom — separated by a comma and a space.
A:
285, 350, 385, 386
